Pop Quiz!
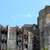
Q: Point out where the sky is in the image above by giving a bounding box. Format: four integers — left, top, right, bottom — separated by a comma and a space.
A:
0, 0, 50, 27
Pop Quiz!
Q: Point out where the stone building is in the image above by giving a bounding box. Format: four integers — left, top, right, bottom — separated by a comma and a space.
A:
22, 24, 40, 50
38, 6, 50, 50
7, 26, 18, 50
0, 24, 40, 50
0, 25, 8, 50
16, 28, 23, 50
22, 24, 33, 50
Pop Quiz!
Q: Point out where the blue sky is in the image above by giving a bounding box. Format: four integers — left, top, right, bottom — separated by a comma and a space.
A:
0, 0, 50, 26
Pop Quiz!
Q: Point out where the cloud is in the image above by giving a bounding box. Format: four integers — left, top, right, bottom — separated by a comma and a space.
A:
10, 14, 33, 19
10, 14, 34, 20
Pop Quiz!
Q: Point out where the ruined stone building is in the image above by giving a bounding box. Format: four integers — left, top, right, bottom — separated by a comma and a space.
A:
38, 6, 50, 50
22, 24, 40, 50
0, 24, 40, 50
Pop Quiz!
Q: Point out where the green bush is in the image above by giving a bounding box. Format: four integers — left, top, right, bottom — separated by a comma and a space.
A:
43, 48, 48, 50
